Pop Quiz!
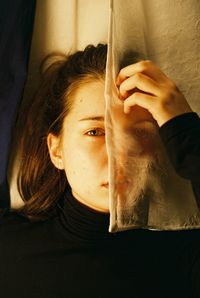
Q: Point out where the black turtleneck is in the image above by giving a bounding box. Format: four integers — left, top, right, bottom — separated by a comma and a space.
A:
1, 113, 200, 298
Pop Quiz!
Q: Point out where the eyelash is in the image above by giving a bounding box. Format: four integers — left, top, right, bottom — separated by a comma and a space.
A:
86, 129, 105, 137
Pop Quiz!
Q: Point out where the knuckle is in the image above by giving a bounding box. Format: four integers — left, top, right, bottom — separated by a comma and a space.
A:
166, 88, 177, 100
131, 92, 141, 100
118, 67, 127, 77
134, 72, 142, 80
144, 59, 152, 64
120, 81, 128, 95
119, 84, 124, 94
161, 94, 171, 104
160, 84, 178, 102
168, 80, 177, 90
139, 60, 152, 69
159, 92, 174, 109
118, 69, 124, 78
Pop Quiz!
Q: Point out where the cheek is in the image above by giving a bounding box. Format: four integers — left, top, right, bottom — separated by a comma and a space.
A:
62, 140, 105, 181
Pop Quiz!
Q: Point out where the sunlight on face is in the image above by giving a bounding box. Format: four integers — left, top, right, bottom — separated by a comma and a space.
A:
60, 80, 110, 213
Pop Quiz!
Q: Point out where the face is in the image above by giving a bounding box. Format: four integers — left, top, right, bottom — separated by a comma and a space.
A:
48, 79, 159, 214
52, 80, 109, 213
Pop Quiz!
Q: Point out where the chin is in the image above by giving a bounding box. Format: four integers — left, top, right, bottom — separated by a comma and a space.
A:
97, 195, 109, 213
97, 207, 110, 214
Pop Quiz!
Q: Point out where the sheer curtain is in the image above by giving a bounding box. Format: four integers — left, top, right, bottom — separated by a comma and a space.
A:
106, 0, 200, 232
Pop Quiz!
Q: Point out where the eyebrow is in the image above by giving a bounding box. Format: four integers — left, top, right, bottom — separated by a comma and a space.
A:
78, 116, 105, 122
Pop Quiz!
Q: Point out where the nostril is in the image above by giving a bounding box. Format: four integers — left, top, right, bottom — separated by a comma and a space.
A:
102, 182, 109, 188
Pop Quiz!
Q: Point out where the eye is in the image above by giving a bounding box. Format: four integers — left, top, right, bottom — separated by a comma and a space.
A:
86, 129, 105, 137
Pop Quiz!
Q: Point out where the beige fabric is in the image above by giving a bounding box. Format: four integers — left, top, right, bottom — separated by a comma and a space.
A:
105, 0, 200, 232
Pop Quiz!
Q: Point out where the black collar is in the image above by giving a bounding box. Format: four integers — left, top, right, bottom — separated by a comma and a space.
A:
56, 187, 111, 244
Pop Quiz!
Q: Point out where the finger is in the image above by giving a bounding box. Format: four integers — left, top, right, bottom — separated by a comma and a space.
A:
116, 60, 170, 86
119, 72, 162, 98
123, 91, 157, 115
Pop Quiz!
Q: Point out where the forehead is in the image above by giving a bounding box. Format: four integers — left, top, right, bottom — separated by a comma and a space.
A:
66, 80, 105, 123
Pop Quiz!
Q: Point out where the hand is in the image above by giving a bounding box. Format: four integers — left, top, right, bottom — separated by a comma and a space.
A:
116, 60, 193, 127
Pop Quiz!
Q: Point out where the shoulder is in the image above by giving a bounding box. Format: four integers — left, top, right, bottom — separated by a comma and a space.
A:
0, 209, 33, 255
0, 206, 65, 242
0, 208, 38, 240
0, 208, 63, 253
0, 208, 56, 237
0, 208, 27, 227
0, 208, 28, 224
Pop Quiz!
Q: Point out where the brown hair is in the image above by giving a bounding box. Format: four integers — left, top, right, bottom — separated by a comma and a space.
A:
16, 43, 108, 221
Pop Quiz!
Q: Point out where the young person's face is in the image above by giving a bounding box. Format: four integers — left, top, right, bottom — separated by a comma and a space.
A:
49, 80, 110, 213
48, 79, 157, 213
